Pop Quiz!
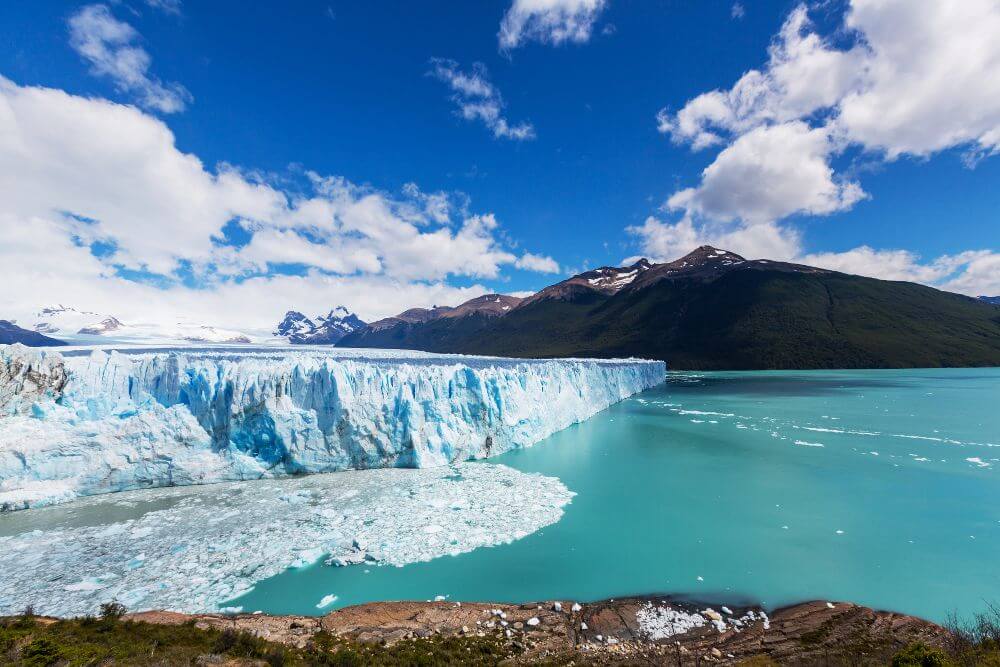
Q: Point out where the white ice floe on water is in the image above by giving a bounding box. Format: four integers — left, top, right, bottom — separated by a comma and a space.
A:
794, 440, 825, 448
0, 462, 573, 617
316, 594, 339, 609
0, 344, 663, 510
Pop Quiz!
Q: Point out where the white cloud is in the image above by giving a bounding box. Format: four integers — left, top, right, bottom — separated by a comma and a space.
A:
428, 59, 535, 140
731, 3, 745, 20
657, 0, 1000, 227
626, 217, 801, 265
641, 0, 1000, 298
799, 247, 951, 284
666, 122, 866, 225
837, 0, 1000, 160
627, 217, 1000, 298
144, 0, 182, 15
800, 247, 1000, 298
0, 77, 557, 330
499, 0, 608, 50
68, 4, 191, 114
515, 252, 561, 273
658, 6, 866, 150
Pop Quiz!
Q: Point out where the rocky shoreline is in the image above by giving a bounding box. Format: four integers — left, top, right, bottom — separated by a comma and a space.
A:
125, 596, 951, 664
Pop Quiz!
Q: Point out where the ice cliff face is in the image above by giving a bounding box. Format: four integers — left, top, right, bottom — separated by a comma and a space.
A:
0, 344, 664, 510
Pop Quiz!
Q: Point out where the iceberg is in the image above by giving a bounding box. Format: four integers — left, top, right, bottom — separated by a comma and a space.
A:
0, 344, 664, 509
0, 462, 573, 616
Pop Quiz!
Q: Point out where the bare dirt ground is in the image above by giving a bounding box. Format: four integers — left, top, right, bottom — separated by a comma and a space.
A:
127, 596, 951, 664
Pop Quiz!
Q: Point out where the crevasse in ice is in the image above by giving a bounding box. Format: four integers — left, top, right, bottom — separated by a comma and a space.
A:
0, 344, 664, 509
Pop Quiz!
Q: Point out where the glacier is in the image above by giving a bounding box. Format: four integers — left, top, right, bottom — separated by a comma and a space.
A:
0, 344, 664, 510
0, 463, 573, 616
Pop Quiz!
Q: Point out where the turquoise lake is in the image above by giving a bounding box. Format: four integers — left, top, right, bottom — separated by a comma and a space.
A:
234, 368, 1000, 624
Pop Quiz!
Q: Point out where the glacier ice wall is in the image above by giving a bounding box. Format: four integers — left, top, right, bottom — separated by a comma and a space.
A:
0, 344, 664, 509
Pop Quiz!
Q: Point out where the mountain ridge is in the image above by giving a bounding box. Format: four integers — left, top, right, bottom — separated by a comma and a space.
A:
0, 320, 67, 346
275, 307, 366, 344
339, 246, 1000, 370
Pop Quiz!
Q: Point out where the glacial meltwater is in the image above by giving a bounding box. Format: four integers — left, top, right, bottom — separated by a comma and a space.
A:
3, 368, 998, 624
233, 368, 1000, 624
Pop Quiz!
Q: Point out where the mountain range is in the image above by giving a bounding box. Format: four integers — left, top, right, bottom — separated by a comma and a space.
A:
0, 320, 67, 346
25, 305, 252, 344
275, 307, 366, 344
339, 246, 1000, 370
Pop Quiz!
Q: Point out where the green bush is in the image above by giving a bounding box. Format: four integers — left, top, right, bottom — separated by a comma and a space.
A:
20, 637, 62, 667
892, 642, 950, 667
99, 601, 127, 621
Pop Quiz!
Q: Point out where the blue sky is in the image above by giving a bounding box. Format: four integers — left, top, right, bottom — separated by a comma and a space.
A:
0, 0, 998, 331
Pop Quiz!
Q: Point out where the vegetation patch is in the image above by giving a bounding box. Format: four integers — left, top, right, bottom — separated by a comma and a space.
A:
1, 607, 517, 666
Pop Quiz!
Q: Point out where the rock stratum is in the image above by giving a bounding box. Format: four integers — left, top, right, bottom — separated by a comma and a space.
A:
0, 344, 664, 510
125, 597, 952, 665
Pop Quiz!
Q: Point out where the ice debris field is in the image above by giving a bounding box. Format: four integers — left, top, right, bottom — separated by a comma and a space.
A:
0, 344, 664, 510
0, 462, 573, 616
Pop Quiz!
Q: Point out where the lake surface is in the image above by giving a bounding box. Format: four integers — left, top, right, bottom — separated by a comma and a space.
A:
234, 368, 1000, 623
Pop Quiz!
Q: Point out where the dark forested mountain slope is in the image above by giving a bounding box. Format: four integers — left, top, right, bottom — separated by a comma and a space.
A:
339, 247, 1000, 370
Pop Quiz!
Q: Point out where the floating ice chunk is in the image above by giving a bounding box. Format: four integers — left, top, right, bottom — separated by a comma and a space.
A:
0, 462, 573, 617
794, 440, 825, 448
316, 594, 339, 609
434, 595, 447, 601
678, 410, 734, 417
966, 457, 991, 468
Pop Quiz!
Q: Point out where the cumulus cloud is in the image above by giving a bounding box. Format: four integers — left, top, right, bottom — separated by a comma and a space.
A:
515, 252, 561, 273
68, 4, 192, 113
659, 1, 1000, 224
627, 216, 1000, 298
642, 0, 1000, 297
658, 6, 866, 151
626, 217, 801, 266
428, 59, 535, 140
800, 247, 1000, 298
666, 122, 866, 225
838, 0, 1000, 160
0, 77, 556, 330
499, 0, 608, 50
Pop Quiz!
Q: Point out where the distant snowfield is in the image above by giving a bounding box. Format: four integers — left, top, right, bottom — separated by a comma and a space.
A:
0, 463, 573, 616
0, 344, 664, 509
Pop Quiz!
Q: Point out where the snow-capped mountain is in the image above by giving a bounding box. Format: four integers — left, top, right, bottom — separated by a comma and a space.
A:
32, 305, 117, 336
520, 258, 652, 306
274, 307, 366, 344
31, 305, 252, 344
